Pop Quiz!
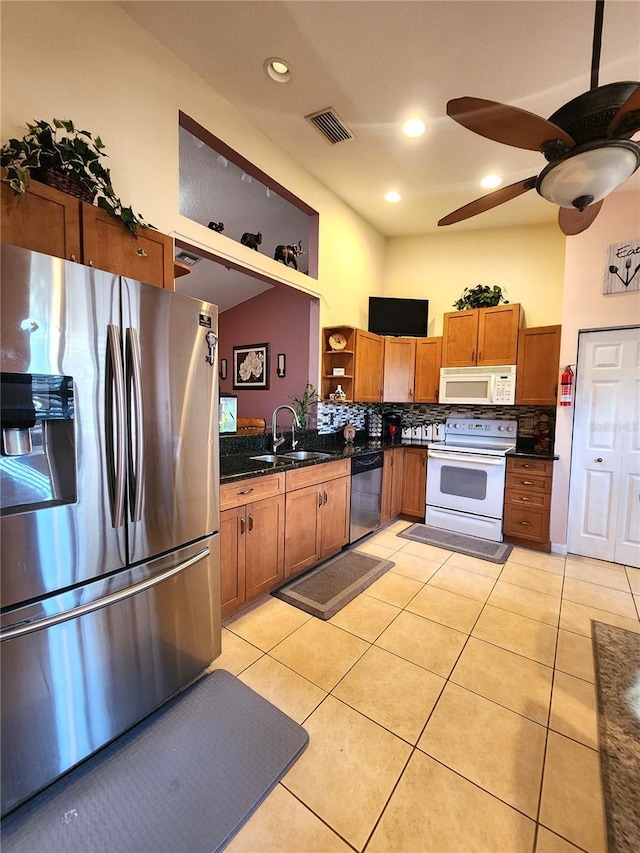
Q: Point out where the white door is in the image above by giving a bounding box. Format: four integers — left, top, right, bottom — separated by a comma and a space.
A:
568, 327, 640, 567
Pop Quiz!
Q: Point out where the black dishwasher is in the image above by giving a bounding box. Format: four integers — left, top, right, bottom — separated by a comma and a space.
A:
349, 451, 384, 543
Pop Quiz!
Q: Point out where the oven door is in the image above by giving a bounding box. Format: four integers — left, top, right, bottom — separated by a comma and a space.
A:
426, 448, 507, 519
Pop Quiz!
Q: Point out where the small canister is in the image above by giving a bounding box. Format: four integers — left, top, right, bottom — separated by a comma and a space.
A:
411, 425, 422, 442
421, 423, 433, 442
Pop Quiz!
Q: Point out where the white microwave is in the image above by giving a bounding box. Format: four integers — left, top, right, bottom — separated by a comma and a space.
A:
439, 365, 516, 405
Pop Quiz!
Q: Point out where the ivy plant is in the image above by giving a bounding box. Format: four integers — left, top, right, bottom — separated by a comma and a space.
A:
453, 284, 509, 310
1, 118, 149, 235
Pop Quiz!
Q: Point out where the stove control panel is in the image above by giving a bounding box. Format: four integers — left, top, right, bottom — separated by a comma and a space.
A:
444, 418, 517, 438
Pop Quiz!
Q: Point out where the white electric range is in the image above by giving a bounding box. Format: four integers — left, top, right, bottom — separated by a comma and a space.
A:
425, 417, 517, 542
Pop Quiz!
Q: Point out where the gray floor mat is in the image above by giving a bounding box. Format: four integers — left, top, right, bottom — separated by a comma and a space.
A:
1, 669, 309, 853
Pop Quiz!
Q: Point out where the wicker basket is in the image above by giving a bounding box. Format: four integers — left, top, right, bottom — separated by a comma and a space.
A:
34, 169, 96, 204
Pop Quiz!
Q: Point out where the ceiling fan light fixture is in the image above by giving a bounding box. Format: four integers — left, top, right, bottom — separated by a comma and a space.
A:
384, 190, 402, 203
536, 139, 640, 209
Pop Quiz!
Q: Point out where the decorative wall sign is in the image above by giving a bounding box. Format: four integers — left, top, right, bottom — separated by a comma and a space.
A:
233, 343, 270, 390
603, 240, 640, 294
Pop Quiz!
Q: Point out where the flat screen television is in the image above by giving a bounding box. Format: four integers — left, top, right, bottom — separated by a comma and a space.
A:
368, 297, 429, 337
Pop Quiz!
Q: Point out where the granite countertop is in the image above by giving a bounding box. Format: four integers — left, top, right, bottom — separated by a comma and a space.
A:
219, 436, 558, 483
220, 438, 415, 484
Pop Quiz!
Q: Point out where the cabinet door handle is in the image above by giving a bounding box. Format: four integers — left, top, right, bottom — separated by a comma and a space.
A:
240, 516, 245, 534
478, 351, 482, 361
89, 260, 95, 267
520, 496, 534, 502
471, 349, 475, 361
519, 520, 533, 526
595, 458, 603, 463
238, 487, 254, 496
136, 248, 148, 257
521, 480, 534, 486
435, 388, 439, 400
318, 491, 323, 507
248, 514, 254, 532
323, 490, 328, 505
522, 464, 532, 469
70, 253, 77, 262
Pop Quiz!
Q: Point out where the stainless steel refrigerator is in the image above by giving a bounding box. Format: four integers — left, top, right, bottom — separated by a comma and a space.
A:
0, 246, 221, 816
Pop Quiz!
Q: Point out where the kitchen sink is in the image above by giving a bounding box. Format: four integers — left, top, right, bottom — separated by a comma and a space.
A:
281, 450, 333, 460
250, 454, 289, 464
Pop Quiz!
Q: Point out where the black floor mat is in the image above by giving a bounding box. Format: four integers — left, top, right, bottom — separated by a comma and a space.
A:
1, 670, 309, 853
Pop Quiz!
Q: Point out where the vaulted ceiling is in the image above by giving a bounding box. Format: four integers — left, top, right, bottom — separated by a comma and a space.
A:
122, 0, 640, 238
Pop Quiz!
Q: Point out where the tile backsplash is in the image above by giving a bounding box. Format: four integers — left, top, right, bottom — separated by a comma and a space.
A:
317, 401, 556, 443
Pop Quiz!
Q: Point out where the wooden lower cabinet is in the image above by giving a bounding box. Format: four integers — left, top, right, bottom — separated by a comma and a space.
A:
284, 460, 351, 578
503, 457, 554, 551
220, 496, 285, 617
401, 447, 427, 518
381, 447, 404, 523
219, 473, 285, 618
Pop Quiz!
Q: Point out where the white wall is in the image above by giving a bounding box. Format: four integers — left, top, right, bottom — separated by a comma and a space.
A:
0, 0, 385, 336
384, 223, 566, 336
551, 189, 640, 551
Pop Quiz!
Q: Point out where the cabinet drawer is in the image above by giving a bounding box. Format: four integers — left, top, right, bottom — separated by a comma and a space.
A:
503, 505, 549, 543
220, 473, 285, 510
505, 472, 551, 494
286, 459, 349, 491
505, 488, 552, 511
507, 457, 554, 476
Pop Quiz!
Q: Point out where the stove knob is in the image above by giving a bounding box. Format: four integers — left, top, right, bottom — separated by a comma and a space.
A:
506, 426, 514, 432
497, 425, 505, 431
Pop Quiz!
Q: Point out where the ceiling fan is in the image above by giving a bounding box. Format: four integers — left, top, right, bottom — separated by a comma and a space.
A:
438, 0, 640, 235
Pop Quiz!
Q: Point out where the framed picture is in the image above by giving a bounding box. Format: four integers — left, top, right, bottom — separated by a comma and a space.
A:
603, 239, 640, 294
233, 343, 270, 390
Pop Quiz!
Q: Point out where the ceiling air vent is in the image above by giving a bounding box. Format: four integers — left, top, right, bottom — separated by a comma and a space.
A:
305, 108, 355, 144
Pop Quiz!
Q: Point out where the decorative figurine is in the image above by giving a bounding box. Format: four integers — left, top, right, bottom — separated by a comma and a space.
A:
274, 240, 304, 270
240, 231, 262, 250
208, 221, 224, 232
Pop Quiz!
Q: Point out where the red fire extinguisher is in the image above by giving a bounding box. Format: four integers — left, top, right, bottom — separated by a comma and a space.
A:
560, 365, 574, 406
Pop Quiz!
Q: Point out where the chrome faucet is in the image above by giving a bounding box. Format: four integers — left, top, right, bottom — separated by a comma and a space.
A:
272, 405, 301, 453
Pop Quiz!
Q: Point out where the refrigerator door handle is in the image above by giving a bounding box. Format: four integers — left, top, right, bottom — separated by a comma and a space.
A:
1, 547, 210, 642
106, 323, 126, 528
126, 327, 145, 522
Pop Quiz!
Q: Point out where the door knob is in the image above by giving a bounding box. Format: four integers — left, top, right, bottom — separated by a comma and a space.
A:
595, 458, 603, 463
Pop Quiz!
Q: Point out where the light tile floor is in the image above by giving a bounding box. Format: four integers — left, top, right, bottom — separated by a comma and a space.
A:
211, 520, 640, 853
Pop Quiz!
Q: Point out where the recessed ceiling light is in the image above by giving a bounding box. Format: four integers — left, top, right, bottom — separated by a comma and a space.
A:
264, 57, 291, 83
481, 174, 502, 189
402, 118, 425, 138
385, 190, 402, 203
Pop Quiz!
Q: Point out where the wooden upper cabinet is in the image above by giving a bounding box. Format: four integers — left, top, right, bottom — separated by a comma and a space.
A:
1, 178, 175, 289
414, 337, 442, 403
477, 304, 521, 365
383, 337, 416, 402
441, 309, 479, 366
516, 325, 562, 405
354, 328, 384, 402
442, 304, 521, 367
1, 179, 81, 261
81, 203, 174, 290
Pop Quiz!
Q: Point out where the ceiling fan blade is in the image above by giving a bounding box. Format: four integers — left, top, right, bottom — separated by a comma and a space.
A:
607, 84, 640, 136
558, 200, 604, 236
438, 177, 537, 227
447, 97, 575, 151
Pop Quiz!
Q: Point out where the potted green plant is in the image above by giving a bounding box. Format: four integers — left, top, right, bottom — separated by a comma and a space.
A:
453, 284, 509, 310
288, 383, 320, 429
1, 118, 148, 235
